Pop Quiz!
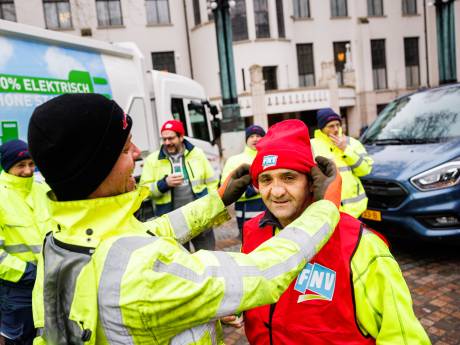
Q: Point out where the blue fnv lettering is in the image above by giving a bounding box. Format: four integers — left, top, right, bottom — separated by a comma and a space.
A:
262, 155, 278, 169
294, 263, 336, 301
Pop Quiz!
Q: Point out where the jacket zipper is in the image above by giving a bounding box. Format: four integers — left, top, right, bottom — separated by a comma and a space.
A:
268, 225, 277, 345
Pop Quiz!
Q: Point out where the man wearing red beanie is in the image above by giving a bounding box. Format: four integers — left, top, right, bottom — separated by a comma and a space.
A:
234, 119, 429, 345
140, 119, 218, 250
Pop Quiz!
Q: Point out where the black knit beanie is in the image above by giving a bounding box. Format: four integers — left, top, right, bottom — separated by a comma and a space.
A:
28, 93, 132, 201
0, 139, 31, 172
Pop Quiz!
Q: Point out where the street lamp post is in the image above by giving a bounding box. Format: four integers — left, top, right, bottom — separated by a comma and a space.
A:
208, 0, 244, 133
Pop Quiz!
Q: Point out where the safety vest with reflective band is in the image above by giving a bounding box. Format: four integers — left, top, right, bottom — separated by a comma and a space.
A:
242, 212, 375, 345
140, 140, 218, 216
311, 130, 373, 218
0, 171, 50, 283
221, 146, 266, 229
32, 187, 339, 345
242, 212, 431, 345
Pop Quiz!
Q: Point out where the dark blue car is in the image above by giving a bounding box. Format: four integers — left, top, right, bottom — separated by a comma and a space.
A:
360, 83, 460, 243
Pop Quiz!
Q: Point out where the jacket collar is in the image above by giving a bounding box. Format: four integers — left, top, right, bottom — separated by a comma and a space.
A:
158, 139, 195, 160
314, 128, 344, 144
48, 186, 150, 248
259, 209, 283, 229
0, 170, 33, 194
314, 129, 333, 144
244, 145, 257, 158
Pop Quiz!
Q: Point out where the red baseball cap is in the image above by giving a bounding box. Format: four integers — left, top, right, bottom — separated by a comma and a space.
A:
161, 120, 185, 136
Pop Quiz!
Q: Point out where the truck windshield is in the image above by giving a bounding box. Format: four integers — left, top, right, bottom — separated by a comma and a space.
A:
362, 85, 460, 145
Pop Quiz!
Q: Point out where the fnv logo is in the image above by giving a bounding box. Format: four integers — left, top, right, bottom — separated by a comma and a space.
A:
294, 263, 336, 303
262, 155, 277, 169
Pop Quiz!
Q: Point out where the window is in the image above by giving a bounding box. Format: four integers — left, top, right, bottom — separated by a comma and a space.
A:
152, 51, 176, 73
297, 44, 315, 87
333, 41, 349, 85
43, 0, 72, 29
231, 0, 248, 41
293, 0, 310, 18
402, 0, 417, 15
368, 0, 383, 16
276, 0, 285, 38
254, 0, 270, 38
146, 0, 170, 24
192, 0, 201, 26
171, 98, 188, 136
187, 101, 210, 142
0, 0, 16, 22
262, 66, 278, 90
404, 37, 420, 88
0, 0, 16, 21
371, 39, 387, 90
331, 0, 347, 17
96, 0, 123, 27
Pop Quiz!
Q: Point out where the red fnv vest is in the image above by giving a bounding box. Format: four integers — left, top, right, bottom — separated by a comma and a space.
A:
242, 212, 376, 345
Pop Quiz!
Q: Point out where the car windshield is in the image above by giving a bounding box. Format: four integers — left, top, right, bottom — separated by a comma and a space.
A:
362, 85, 460, 144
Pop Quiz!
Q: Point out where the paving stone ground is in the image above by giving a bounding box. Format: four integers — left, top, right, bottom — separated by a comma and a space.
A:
215, 217, 460, 345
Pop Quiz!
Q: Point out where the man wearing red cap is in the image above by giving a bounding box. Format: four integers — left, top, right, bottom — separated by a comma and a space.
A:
237, 119, 429, 345
141, 120, 218, 250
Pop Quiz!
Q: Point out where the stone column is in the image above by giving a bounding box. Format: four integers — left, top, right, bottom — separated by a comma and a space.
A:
249, 64, 268, 129
319, 61, 340, 113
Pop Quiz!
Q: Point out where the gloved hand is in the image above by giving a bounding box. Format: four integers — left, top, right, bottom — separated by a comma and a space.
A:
310, 156, 342, 208
218, 164, 251, 206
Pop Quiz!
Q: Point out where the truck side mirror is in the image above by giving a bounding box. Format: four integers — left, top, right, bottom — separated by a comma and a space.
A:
211, 118, 221, 145
209, 104, 219, 116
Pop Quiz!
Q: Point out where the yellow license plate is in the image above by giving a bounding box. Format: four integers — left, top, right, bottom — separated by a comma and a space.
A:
361, 209, 382, 221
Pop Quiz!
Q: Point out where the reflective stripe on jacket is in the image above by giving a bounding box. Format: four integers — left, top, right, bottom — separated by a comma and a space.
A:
32, 187, 340, 345
242, 212, 430, 345
0, 171, 50, 283
140, 140, 218, 215
311, 130, 373, 218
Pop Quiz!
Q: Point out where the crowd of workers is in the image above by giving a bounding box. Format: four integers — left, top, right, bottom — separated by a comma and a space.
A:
0, 93, 430, 345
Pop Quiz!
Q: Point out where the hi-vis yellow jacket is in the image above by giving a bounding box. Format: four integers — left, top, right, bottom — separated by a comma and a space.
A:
0, 171, 50, 283
32, 187, 339, 345
311, 130, 373, 218
140, 140, 218, 215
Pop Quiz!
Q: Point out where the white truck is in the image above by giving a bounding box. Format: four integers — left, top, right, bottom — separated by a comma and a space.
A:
0, 20, 222, 179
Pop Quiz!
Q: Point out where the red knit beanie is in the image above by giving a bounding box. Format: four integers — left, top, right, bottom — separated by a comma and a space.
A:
250, 119, 316, 187
161, 120, 185, 136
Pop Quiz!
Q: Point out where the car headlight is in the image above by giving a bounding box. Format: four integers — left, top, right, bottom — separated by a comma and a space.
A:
410, 159, 460, 191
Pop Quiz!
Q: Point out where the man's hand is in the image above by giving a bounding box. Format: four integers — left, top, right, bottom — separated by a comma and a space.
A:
166, 174, 184, 187
310, 156, 342, 208
218, 164, 251, 206
329, 134, 347, 151
221, 314, 244, 328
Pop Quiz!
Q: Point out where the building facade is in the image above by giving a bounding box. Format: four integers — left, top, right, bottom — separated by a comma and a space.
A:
2, 0, 459, 137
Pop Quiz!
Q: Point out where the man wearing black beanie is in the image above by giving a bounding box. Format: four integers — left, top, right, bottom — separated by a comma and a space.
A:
28, 93, 342, 345
0, 139, 50, 345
